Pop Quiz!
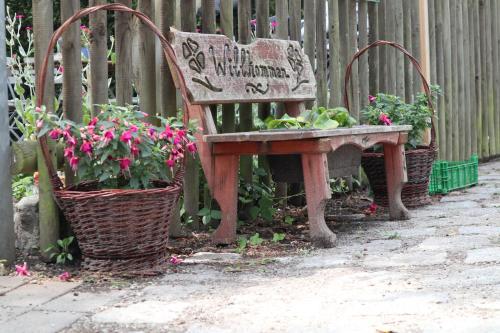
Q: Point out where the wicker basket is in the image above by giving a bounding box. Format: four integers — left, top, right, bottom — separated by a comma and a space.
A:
36, 4, 188, 274
344, 40, 437, 208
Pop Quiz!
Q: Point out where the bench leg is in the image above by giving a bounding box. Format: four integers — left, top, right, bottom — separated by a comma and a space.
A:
301, 153, 336, 248
212, 154, 239, 244
383, 143, 410, 220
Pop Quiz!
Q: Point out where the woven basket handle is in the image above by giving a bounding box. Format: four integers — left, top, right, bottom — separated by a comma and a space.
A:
36, 3, 190, 190
343, 40, 435, 147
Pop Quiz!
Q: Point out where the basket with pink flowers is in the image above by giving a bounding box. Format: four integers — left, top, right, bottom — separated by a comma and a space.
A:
36, 4, 197, 274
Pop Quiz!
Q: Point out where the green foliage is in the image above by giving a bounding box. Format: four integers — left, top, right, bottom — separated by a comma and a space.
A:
272, 233, 285, 243
361, 85, 441, 149
284, 215, 295, 225
45, 236, 75, 265
238, 167, 276, 222
330, 178, 350, 194
198, 207, 222, 225
249, 233, 264, 246
12, 175, 34, 200
264, 106, 357, 130
46, 104, 196, 189
236, 236, 248, 253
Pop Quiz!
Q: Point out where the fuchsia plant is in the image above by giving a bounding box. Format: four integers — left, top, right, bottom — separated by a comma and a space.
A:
40, 104, 197, 189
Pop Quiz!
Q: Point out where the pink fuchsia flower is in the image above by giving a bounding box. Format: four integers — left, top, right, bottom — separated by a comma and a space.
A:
25, 26, 32, 31
120, 130, 132, 144
368, 95, 376, 103
118, 157, 132, 171
250, 19, 257, 26
57, 66, 64, 73
166, 159, 175, 168
35, 106, 42, 113
15, 14, 25, 19
379, 113, 392, 126
64, 147, 74, 159
169, 256, 183, 265
80, 141, 92, 156
36, 119, 44, 130
89, 117, 98, 126
187, 142, 197, 153
49, 129, 62, 140
103, 130, 115, 144
15, 262, 30, 276
159, 127, 173, 140
129, 124, 138, 133
364, 203, 378, 216
66, 135, 77, 146
131, 145, 140, 158
271, 21, 279, 28
58, 272, 71, 282
69, 156, 79, 171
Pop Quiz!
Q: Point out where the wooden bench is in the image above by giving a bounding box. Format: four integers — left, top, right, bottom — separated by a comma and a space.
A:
166, 29, 411, 248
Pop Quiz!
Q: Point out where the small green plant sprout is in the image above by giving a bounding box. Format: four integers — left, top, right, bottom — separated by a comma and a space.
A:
249, 233, 264, 246
45, 236, 75, 265
284, 215, 295, 225
236, 236, 248, 253
272, 233, 286, 243
386, 232, 401, 240
198, 207, 222, 225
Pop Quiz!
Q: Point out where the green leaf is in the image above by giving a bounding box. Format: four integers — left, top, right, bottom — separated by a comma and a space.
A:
67, 253, 73, 261
210, 210, 222, 220
249, 206, 260, 220
249, 233, 264, 246
272, 233, 286, 243
198, 207, 210, 216
312, 112, 339, 130
284, 216, 294, 225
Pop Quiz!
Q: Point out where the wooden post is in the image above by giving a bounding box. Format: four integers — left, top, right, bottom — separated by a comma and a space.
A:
368, 2, 379, 95
394, 0, 405, 99
442, 0, 453, 160
456, 0, 465, 160
220, 0, 236, 132
348, 0, 359, 118
486, 0, 497, 157
377, 0, 386, 92
462, 0, 471, 158
316, 0, 327, 107
238, 0, 253, 184
89, 0, 109, 115
472, 0, 482, 157
180, 0, 200, 232
403, 0, 413, 102
304, 0, 316, 108
115, 0, 133, 106
157, 0, 177, 118
385, 0, 396, 95
137, 0, 157, 122
412, 0, 422, 96
450, 0, 459, 160
479, 0, 489, 158
434, 0, 446, 159
61, 0, 82, 187
468, 0, 478, 156
256, 0, 271, 117
358, 0, 369, 106
328, 0, 342, 106
33, 0, 59, 261
288, 0, 301, 42
0, 0, 15, 265
494, 0, 500, 154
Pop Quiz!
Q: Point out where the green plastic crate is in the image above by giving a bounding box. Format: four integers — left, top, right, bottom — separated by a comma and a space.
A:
429, 155, 479, 195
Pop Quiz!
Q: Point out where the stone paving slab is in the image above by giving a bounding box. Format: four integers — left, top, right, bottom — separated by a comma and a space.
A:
465, 247, 500, 264
0, 281, 81, 307
0, 306, 27, 323
0, 276, 30, 292
42, 290, 125, 313
2, 310, 81, 333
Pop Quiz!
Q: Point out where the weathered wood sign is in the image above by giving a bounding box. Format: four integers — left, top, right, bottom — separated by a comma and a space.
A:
168, 29, 316, 104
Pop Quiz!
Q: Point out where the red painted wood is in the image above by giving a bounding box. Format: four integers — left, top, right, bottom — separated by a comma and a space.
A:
383, 143, 410, 220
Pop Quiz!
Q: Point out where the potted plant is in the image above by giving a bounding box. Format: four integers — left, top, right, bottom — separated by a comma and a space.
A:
360, 86, 440, 208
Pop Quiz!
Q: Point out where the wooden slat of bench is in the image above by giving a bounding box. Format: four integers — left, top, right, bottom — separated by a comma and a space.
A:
212, 139, 332, 155
203, 125, 412, 142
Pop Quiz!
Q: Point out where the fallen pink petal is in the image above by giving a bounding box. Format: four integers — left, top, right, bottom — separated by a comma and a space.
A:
15, 262, 30, 277
170, 256, 183, 265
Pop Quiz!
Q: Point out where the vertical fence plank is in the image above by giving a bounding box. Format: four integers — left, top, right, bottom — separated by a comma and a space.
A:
461, 0, 471, 158
316, 0, 328, 107
442, 0, 453, 160
179, 0, 199, 232
385, 0, 396, 95
61, 0, 82, 187
348, 0, 359, 117
411, 0, 421, 97
304, 0, 316, 107
468, 0, 478, 156
450, 0, 459, 160
289, 0, 301, 42
486, 0, 496, 156
0, 0, 15, 264
158, 0, 177, 118
220, 0, 236, 132
328, 0, 342, 106
358, 0, 369, 107
338, 0, 350, 83
377, 0, 386, 92
256, 0, 271, 117
494, 0, 500, 154
456, 0, 465, 160
368, 2, 379, 95
89, 0, 109, 114
202, 0, 216, 33
479, 0, 489, 158
115, 0, 133, 105
489, 0, 499, 156
137, 0, 157, 122
394, 0, 405, 99
238, 0, 253, 184
473, 0, 482, 157
434, 0, 446, 159
33, 0, 59, 261
403, 0, 413, 102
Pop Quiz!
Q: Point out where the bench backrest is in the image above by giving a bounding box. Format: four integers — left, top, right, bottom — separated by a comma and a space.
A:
169, 29, 316, 105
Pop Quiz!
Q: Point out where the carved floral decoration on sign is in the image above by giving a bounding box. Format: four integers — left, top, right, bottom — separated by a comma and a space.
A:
287, 44, 310, 92
182, 38, 222, 92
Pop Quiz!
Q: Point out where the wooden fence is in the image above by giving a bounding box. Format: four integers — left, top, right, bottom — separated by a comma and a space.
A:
3, 0, 500, 260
